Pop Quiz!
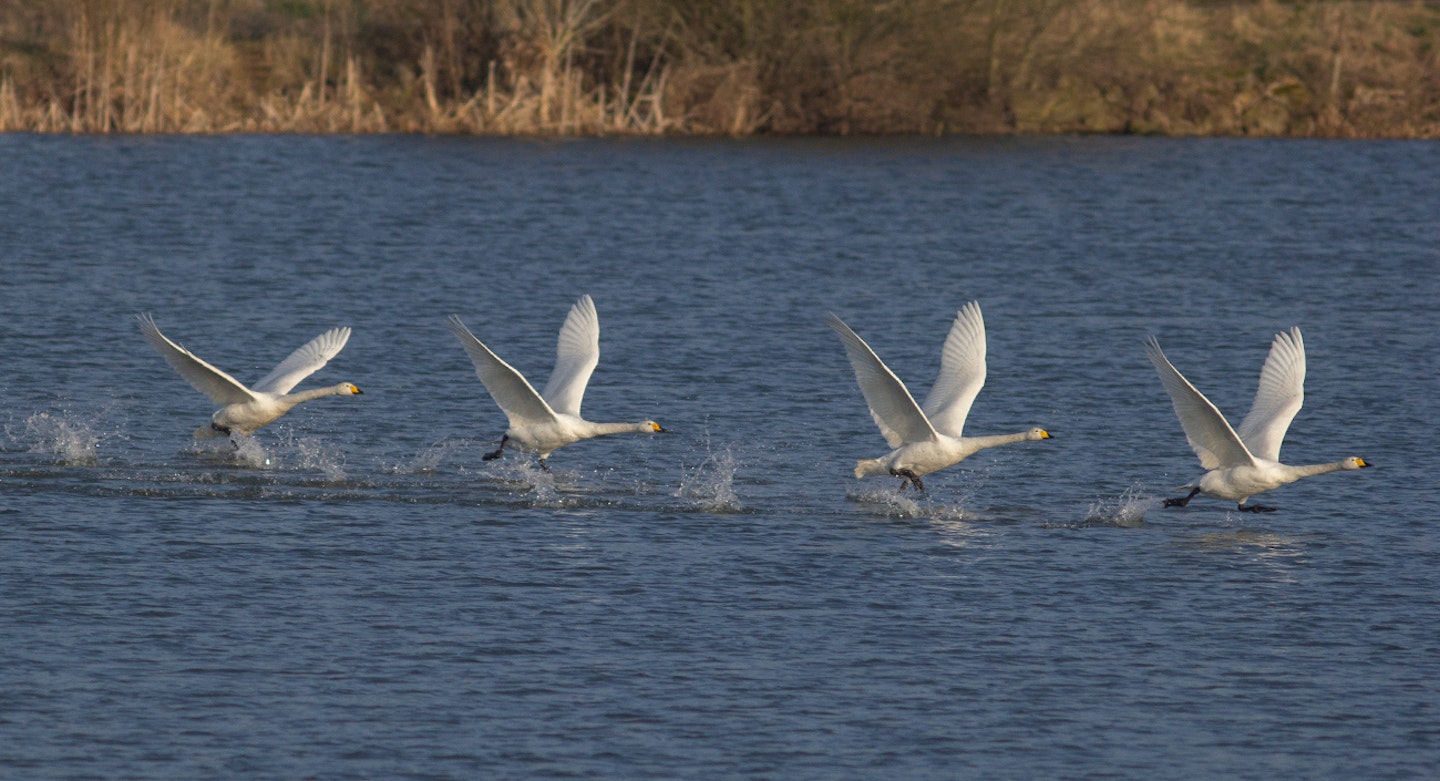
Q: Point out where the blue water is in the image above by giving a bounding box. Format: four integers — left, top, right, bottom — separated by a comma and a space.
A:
1, 134, 1438, 779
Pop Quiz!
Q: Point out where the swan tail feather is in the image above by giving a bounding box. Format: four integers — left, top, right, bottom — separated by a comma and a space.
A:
855, 458, 886, 479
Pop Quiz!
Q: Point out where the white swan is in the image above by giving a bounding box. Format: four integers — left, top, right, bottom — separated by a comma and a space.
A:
446, 294, 662, 470
1144, 328, 1369, 512
826, 302, 1052, 493
137, 313, 362, 440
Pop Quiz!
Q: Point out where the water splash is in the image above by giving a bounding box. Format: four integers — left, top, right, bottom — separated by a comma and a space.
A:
675, 445, 742, 513
230, 436, 274, 469
181, 433, 276, 469
845, 483, 967, 521
295, 437, 347, 481
20, 409, 117, 465
483, 458, 573, 507
520, 466, 572, 508
394, 438, 472, 474
1081, 483, 1152, 528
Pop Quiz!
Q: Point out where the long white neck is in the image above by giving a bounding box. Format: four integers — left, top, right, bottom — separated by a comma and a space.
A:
962, 430, 1038, 452
1286, 460, 1356, 479
584, 421, 657, 437
281, 383, 354, 405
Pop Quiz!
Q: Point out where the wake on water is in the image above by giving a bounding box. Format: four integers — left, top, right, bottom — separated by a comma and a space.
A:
495, 455, 735, 512
5, 407, 1151, 525
182, 428, 349, 481
393, 435, 747, 512
845, 483, 969, 521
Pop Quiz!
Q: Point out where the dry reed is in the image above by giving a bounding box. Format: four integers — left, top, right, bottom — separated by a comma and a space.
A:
0, 0, 1436, 136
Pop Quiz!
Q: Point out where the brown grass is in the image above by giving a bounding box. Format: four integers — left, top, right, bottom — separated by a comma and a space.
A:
0, 0, 1437, 136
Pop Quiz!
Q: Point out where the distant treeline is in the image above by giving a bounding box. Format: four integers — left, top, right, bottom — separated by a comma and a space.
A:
2, 0, 1438, 136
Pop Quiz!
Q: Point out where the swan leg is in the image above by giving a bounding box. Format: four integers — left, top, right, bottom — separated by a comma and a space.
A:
213, 424, 239, 450
890, 468, 925, 494
1239, 503, 1277, 513
483, 435, 508, 461
210, 422, 237, 450
538, 458, 552, 474
1163, 487, 1201, 508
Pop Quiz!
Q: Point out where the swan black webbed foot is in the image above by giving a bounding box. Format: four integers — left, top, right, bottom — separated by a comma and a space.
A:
1239, 503, 1277, 513
890, 468, 925, 494
1163, 487, 1202, 508
538, 458, 552, 474
483, 434, 508, 461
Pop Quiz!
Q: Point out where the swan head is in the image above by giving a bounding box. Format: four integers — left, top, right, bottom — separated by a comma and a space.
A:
643, 421, 664, 433
1343, 456, 1371, 470
341, 383, 363, 395
1028, 427, 1052, 441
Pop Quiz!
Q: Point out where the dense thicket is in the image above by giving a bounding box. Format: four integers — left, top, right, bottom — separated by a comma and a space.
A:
2, 0, 1437, 135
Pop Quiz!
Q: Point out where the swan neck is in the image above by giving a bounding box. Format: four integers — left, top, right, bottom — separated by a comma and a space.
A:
284, 385, 347, 404
1289, 461, 1349, 478
588, 421, 653, 436
964, 431, 1034, 450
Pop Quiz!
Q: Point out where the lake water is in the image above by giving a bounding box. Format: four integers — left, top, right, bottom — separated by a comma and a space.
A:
1, 134, 1437, 779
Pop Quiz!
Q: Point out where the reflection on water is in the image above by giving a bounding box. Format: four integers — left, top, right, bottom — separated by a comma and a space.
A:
1189, 527, 1306, 555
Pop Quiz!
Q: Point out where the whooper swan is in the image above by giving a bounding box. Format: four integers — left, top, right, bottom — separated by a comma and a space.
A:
137, 314, 362, 440
446, 294, 662, 471
827, 302, 1052, 493
1144, 327, 1369, 512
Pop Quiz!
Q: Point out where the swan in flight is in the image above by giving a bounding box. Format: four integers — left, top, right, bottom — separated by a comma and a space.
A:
446, 294, 663, 471
137, 314, 362, 440
1144, 328, 1370, 512
827, 302, 1052, 493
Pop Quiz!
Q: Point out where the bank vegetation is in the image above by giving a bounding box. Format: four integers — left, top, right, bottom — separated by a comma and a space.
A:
1, 0, 1438, 136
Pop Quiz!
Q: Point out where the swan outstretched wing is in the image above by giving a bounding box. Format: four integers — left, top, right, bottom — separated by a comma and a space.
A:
540, 294, 600, 418
447, 315, 557, 427
1235, 327, 1305, 462
252, 327, 352, 395
136, 314, 257, 406
826, 313, 938, 448
922, 301, 986, 439
1144, 336, 1255, 470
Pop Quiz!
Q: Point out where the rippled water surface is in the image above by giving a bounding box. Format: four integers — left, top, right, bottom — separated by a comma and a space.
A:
2, 135, 1437, 779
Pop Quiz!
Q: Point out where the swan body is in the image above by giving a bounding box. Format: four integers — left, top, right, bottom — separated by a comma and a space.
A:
827, 303, 1051, 493
1144, 328, 1370, 512
447, 295, 662, 469
137, 314, 362, 439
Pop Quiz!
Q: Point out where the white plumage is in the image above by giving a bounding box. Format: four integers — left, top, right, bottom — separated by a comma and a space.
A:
827, 302, 1051, 493
447, 295, 662, 469
1145, 327, 1369, 512
137, 313, 362, 439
